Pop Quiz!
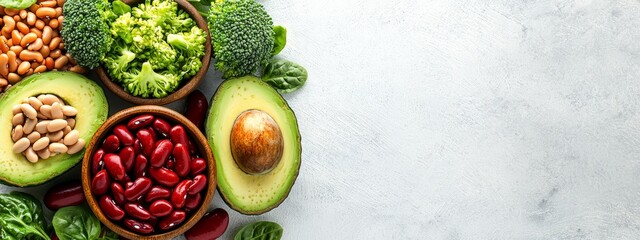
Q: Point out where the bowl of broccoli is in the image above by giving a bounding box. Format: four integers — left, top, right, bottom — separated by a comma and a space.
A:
63, 0, 211, 105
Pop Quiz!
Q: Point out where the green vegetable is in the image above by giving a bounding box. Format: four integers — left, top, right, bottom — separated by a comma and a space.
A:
234, 221, 283, 240
112, 0, 131, 16
262, 59, 308, 93
0, 192, 51, 240
272, 26, 287, 56
52, 206, 100, 240
207, 0, 278, 79
61, 0, 116, 69
0, 0, 35, 9
121, 61, 181, 98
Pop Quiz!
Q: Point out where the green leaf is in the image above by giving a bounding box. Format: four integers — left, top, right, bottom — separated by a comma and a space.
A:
262, 58, 308, 93
272, 26, 287, 56
0, 192, 51, 240
234, 221, 283, 240
0, 0, 36, 10
112, 0, 131, 16
53, 206, 101, 240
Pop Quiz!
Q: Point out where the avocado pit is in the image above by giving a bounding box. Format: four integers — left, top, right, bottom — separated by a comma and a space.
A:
230, 109, 284, 175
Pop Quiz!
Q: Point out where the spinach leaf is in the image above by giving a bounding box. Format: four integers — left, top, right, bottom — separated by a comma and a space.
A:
97, 229, 119, 240
112, 0, 131, 16
272, 26, 287, 56
53, 206, 101, 240
0, 192, 51, 240
234, 221, 283, 240
262, 59, 308, 93
0, 0, 36, 10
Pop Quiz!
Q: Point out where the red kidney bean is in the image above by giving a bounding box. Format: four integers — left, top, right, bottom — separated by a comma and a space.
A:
158, 210, 186, 231
173, 143, 191, 177
136, 129, 155, 157
99, 195, 125, 221
153, 118, 171, 137
104, 154, 126, 181
92, 149, 105, 175
149, 167, 179, 187
145, 186, 171, 202
92, 169, 110, 196
149, 199, 173, 217
188, 174, 207, 195
184, 90, 208, 132
148, 215, 158, 226
170, 125, 189, 150
119, 146, 135, 173
171, 180, 192, 209
103, 135, 120, 153
123, 218, 154, 234
133, 139, 141, 155
165, 158, 175, 170
127, 114, 155, 130
125, 177, 152, 202
147, 126, 158, 141
44, 181, 85, 210
134, 154, 148, 178
113, 125, 134, 146
111, 182, 126, 206
184, 208, 229, 240
151, 140, 173, 168
184, 193, 201, 211
126, 181, 134, 189
190, 158, 206, 176
188, 139, 197, 155
125, 203, 151, 220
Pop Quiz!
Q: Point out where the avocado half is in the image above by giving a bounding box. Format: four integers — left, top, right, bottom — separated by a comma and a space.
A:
0, 72, 108, 187
206, 76, 301, 214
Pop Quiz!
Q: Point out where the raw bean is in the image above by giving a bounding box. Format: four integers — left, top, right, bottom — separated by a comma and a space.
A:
188, 174, 207, 195
16, 22, 29, 34
26, 132, 40, 143
11, 125, 23, 141
49, 49, 61, 58
99, 195, 125, 221
0, 53, 8, 77
66, 118, 75, 128
62, 105, 77, 116
54, 7, 62, 18
134, 154, 148, 178
19, 9, 27, 19
113, 125, 134, 146
11, 30, 22, 46
125, 203, 151, 221
69, 65, 85, 74
9, 46, 22, 56
103, 135, 120, 153
49, 142, 67, 153
12, 112, 24, 126
92, 149, 105, 175
23, 118, 36, 134
53, 55, 68, 69
146, 126, 157, 141
43, 181, 85, 210
158, 211, 186, 230
21, 103, 37, 119
104, 153, 126, 181
47, 119, 67, 132
92, 169, 110, 195
149, 199, 173, 217
153, 118, 171, 137
45, 57, 54, 70
67, 139, 85, 154
2, 16, 14, 33
63, 130, 79, 146
4, 7, 19, 16
173, 143, 191, 177
36, 148, 50, 159
7, 73, 20, 84
39, 105, 51, 119
184, 208, 229, 240
111, 182, 126, 205
7, 51, 16, 72
49, 19, 58, 29
28, 38, 43, 51
47, 130, 63, 142
150, 140, 173, 167
62, 126, 70, 135
48, 37, 59, 49
171, 180, 192, 209
28, 4, 39, 13
119, 146, 135, 172
133, 138, 141, 154
35, 66, 47, 74
26, 12, 36, 26
25, 147, 38, 163
19, 50, 43, 62
50, 102, 63, 119
40, 1, 57, 8
127, 114, 154, 130
145, 186, 171, 202
41, 94, 58, 105
37, 113, 48, 119
20, 32, 37, 47
184, 193, 201, 211
28, 97, 42, 110
190, 158, 206, 176
184, 90, 208, 132
136, 129, 155, 157
36, 7, 56, 18
35, 120, 49, 134
124, 177, 152, 201
12, 104, 20, 114
123, 219, 154, 234
148, 167, 179, 187
32, 137, 49, 151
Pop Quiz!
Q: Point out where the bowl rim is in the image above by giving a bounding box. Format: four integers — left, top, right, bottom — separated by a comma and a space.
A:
96, 0, 213, 106
81, 105, 216, 239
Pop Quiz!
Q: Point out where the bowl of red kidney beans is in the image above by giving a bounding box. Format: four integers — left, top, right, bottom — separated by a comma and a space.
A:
81, 105, 216, 239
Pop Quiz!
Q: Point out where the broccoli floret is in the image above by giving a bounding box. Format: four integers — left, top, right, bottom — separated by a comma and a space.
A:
61, 0, 116, 69
121, 62, 181, 98
103, 48, 136, 82
208, 0, 276, 78
132, 0, 194, 32
167, 27, 206, 58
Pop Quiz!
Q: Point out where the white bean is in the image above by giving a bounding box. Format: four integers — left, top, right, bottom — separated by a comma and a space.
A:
66, 118, 75, 128
26, 131, 40, 143
47, 131, 63, 142
67, 138, 85, 154
12, 138, 30, 153
21, 103, 37, 119
39, 105, 52, 119
47, 119, 67, 132
12, 113, 24, 126
35, 120, 49, 134
11, 126, 23, 141
49, 142, 67, 153
63, 130, 79, 146
51, 102, 63, 119
28, 97, 42, 111
23, 118, 36, 134
24, 147, 38, 163
62, 105, 77, 117
36, 149, 50, 159
32, 137, 49, 151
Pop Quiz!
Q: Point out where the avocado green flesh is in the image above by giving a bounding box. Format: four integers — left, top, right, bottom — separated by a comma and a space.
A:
206, 76, 301, 214
0, 72, 108, 187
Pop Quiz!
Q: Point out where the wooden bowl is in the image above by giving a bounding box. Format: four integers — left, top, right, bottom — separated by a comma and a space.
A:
96, 0, 212, 105
81, 106, 216, 239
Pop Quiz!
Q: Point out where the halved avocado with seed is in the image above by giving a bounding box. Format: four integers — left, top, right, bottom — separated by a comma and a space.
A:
0, 72, 108, 187
206, 76, 301, 214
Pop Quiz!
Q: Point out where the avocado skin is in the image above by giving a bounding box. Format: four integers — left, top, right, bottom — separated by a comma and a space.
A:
206, 76, 301, 215
0, 72, 108, 187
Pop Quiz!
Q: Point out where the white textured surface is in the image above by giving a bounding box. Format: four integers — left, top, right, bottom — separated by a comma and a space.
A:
3, 0, 640, 239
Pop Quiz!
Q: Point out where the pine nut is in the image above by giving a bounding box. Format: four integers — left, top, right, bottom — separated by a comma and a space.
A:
23, 118, 36, 134
32, 137, 49, 151
12, 113, 24, 126
11, 125, 23, 141
27, 131, 40, 143
12, 138, 30, 153
63, 130, 79, 146
67, 138, 85, 154
24, 147, 38, 163
47, 119, 67, 132
21, 103, 37, 119
49, 142, 67, 153
51, 102, 63, 119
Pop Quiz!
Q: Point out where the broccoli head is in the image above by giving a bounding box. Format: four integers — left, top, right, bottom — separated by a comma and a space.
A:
61, 0, 116, 69
103, 47, 136, 82
208, 0, 275, 78
122, 62, 181, 98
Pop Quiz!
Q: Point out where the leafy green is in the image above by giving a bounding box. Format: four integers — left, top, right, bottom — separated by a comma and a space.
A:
272, 26, 287, 56
0, 192, 51, 240
52, 206, 101, 240
262, 59, 308, 93
112, 0, 131, 16
234, 221, 283, 240
0, 0, 35, 9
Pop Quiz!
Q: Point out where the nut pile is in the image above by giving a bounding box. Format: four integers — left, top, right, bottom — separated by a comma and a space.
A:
11, 94, 84, 163
0, 0, 85, 93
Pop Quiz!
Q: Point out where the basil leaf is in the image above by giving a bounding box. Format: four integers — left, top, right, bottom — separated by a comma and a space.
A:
234, 221, 283, 240
272, 26, 287, 56
0, 0, 36, 10
0, 192, 51, 240
262, 59, 308, 93
53, 206, 101, 240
